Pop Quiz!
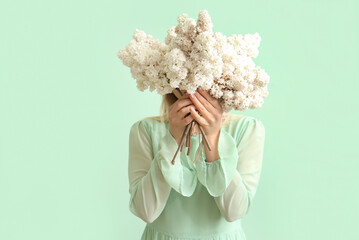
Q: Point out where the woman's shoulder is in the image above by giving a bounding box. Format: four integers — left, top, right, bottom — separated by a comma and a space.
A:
223, 113, 260, 126
135, 114, 263, 128
131, 116, 163, 126
223, 113, 265, 139
139, 116, 166, 128
131, 114, 264, 134
130, 116, 167, 139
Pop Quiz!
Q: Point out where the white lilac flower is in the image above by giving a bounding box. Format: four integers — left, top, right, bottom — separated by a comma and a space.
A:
117, 10, 270, 111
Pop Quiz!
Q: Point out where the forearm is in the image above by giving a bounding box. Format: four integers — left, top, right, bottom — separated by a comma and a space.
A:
203, 129, 220, 163
214, 171, 250, 222
130, 161, 172, 223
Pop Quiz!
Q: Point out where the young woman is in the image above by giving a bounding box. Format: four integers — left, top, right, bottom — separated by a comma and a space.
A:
128, 87, 266, 240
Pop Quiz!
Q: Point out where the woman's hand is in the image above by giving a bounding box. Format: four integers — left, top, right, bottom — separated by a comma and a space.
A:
188, 87, 224, 162
187, 87, 224, 138
168, 94, 195, 145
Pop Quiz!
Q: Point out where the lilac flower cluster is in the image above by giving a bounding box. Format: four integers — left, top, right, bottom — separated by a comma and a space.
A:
117, 10, 270, 112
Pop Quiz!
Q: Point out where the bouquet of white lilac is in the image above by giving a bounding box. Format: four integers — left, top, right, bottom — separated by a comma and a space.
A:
118, 10, 270, 164
117, 9, 269, 112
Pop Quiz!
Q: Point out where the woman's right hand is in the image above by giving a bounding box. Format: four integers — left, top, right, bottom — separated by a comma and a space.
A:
168, 94, 196, 145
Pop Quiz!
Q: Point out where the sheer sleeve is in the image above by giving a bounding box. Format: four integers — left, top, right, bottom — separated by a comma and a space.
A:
194, 117, 265, 221
128, 120, 197, 223
194, 128, 239, 197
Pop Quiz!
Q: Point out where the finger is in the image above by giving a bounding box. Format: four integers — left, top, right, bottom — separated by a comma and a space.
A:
179, 105, 195, 119
175, 98, 193, 112
189, 107, 207, 126
192, 90, 216, 114
169, 94, 189, 109
183, 113, 194, 125
197, 87, 221, 109
188, 92, 211, 120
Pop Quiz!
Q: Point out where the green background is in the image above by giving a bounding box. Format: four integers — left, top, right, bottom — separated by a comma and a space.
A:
1, 0, 358, 239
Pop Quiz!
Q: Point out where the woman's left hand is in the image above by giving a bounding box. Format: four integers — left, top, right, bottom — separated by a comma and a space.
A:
187, 87, 224, 138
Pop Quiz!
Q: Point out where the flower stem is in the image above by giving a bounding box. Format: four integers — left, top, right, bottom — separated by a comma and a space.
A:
171, 119, 212, 165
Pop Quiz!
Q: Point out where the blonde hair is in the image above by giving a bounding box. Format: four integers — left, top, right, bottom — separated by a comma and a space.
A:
143, 92, 235, 127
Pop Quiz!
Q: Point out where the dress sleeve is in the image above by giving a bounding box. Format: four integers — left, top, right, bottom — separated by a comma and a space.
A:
194, 127, 239, 197
215, 118, 265, 222
128, 120, 197, 223
154, 125, 198, 197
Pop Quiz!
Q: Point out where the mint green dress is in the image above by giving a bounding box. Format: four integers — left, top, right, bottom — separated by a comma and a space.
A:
128, 114, 265, 240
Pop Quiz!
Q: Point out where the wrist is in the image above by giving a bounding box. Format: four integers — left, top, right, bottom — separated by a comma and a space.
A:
203, 129, 221, 163
206, 129, 220, 143
169, 128, 180, 145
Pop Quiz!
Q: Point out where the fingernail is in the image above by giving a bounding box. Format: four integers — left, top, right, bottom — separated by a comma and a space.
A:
198, 87, 202, 91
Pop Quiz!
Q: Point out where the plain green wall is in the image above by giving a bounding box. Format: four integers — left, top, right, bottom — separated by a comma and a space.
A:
1, 0, 358, 239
